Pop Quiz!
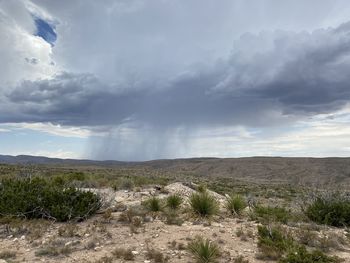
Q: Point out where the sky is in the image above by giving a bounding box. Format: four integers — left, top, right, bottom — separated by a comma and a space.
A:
1, 0, 350, 161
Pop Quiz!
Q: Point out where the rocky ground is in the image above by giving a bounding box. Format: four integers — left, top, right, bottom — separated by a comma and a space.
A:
0, 183, 349, 263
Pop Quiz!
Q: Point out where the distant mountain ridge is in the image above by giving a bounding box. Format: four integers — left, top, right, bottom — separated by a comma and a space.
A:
1, 154, 350, 186
0, 154, 128, 166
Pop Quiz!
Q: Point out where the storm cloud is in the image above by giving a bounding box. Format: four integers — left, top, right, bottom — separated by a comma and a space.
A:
3, 21, 350, 130
2, 0, 350, 160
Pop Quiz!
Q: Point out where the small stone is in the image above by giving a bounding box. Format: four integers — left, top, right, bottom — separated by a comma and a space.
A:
144, 261, 151, 263
131, 251, 139, 255
20, 235, 26, 240
65, 241, 73, 247
144, 216, 153, 222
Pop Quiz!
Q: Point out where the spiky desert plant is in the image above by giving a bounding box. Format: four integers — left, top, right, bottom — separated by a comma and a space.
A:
145, 196, 162, 212
188, 236, 220, 263
189, 192, 219, 217
166, 194, 183, 210
225, 194, 247, 215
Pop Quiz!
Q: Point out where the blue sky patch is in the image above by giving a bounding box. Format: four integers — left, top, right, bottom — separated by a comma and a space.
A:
34, 18, 57, 46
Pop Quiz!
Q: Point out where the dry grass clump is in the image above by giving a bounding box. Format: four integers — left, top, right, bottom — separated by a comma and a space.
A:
35, 245, 73, 257
85, 238, 100, 250
95, 255, 114, 263
58, 223, 79, 237
233, 255, 249, 263
0, 217, 50, 240
112, 248, 135, 260
296, 226, 349, 252
146, 247, 169, 263
0, 250, 16, 260
235, 227, 254, 241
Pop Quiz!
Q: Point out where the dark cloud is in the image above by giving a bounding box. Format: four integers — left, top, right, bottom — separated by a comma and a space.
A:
3, 22, 350, 130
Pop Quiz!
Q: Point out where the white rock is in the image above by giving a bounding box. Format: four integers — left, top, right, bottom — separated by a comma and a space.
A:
131, 251, 139, 255
65, 241, 73, 247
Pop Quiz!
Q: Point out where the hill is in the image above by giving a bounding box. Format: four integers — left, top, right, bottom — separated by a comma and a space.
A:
1, 155, 350, 186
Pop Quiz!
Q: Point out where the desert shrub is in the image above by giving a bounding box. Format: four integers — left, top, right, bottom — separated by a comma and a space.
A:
305, 193, 350, 227
66, 172, 86, 181
257, 225, 294, 260
279, 246, 342, 263
166, 194, 183, 210
119, 178, 134, 190
51, 172, 86, 187
0, 177, 101, 222
225, 194, 247, 215
165, 210, 183, 226
189, 192, 219, 218
254, 206, 290, 224
144, 196, 162, 212
188, 236, 220, 263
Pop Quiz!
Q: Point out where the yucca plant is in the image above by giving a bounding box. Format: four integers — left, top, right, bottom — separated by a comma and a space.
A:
145, 196, 162, 212
166, 194, 183, 210
225, 194, 247, 215
189, 192, 219, 217
188, 236, 220, 263
197, 184, 207, 193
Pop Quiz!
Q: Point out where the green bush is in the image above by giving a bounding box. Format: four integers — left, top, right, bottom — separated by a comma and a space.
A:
257, 225, 294, 260
166, 194, 182, 210
254, 206, 290, 224
279, 246, 342, 263
188, 236, 220, 263
119, 178, 135, 190
189, 192, 219, 218
305, 194, 350, 227
225, 194, 247, 215
0, 177, 101, 222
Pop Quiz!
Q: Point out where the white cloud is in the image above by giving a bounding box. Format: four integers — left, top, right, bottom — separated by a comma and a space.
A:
1, 122, 92, 138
